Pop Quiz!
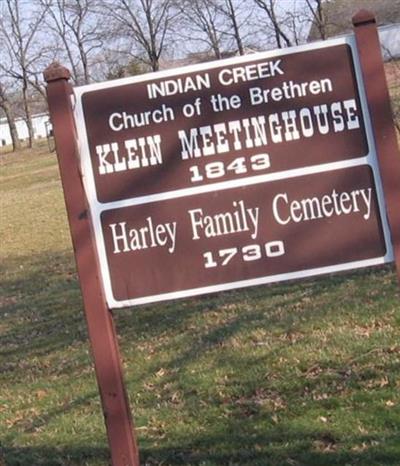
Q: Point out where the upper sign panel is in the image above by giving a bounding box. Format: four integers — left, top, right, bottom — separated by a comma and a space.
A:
77, 40, 368, 204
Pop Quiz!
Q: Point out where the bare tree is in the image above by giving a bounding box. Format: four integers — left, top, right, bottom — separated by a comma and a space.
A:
253, 0, 293, 48
305, 0, 326, 40
177, 0, 227, 59
0, 82, 21, 151
102, 0, 176, 72
40, 0, 105, 85
281, 0, 312, 46
217, 0, 250, 55
0, 0, 49, 147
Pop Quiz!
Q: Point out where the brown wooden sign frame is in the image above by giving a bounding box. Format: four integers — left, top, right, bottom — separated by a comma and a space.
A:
44, 67, 140, 466
72, 28, 395, 309
352, 11, 400, 283
44, 11, 399, 466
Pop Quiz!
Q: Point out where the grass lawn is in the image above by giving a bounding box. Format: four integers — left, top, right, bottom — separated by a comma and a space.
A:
1, 142, 400, 466
1, 130, 400, 464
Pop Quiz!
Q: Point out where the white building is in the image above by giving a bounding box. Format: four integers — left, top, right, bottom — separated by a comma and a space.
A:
0, 113, 52, 147
379, 23, 400, 60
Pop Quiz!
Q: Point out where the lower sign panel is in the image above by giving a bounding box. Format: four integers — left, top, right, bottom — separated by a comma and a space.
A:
100, 165, 388, 307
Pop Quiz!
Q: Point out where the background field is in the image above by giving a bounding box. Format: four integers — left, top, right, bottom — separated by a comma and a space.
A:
1, 61, 400, 465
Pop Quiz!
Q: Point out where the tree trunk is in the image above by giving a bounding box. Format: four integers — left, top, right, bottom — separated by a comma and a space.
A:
212, 42, 223, 59
306, 0, 326, 40
209, 25, 223, 58
2, 103, 21, 151
22, 82, 34, 148
268, 0, 291, 48
226, 0, 244, 55
151, 55, 159, 72
317, 0, 326, 40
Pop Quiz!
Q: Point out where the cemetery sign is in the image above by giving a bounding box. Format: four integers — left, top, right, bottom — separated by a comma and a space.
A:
45, 11, 400, 466
73, 36, 394, 308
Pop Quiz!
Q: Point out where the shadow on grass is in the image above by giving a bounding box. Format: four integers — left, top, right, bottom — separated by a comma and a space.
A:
1, 248, 395, 362
1, 445, 110, 466
2, 430, 399, 466
140, 431, 400, 466
0, 251, 86, 361
0, 249, 326, 364
1, 249, 399, 466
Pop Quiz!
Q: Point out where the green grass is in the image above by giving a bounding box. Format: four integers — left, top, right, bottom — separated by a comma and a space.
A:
1, 141, 400, 466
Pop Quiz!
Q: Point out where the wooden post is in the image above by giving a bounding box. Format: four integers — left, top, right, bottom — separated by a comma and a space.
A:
44, 63, 140, 466
353, 10, 400, 282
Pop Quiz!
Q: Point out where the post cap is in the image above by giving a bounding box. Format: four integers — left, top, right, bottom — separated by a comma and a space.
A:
352, 9, 376, 26
44, 62, 71, 83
